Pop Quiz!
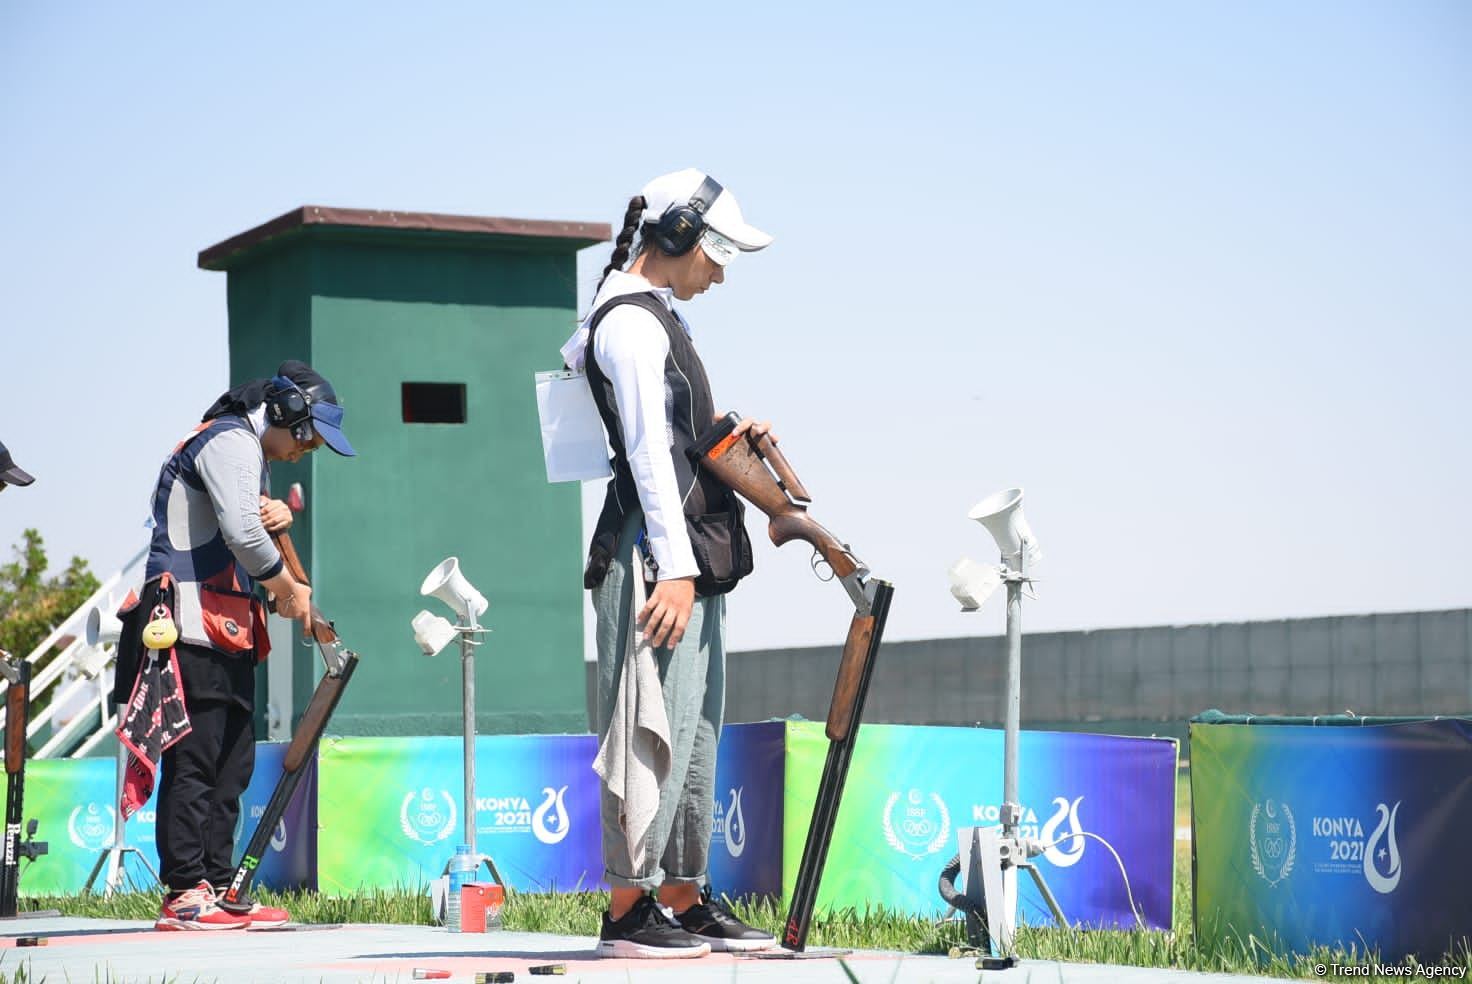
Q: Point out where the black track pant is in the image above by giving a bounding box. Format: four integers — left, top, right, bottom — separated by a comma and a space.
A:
156, 697, 255, 892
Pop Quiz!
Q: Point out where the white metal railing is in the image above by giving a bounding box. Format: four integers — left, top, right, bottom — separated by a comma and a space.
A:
1, 547, 147, 757
73, 706, 121, 758
33, 669, 115, 759
25, 639, 112, 741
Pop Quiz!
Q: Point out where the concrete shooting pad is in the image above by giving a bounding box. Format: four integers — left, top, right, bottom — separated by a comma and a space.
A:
1, 916, 1285, 983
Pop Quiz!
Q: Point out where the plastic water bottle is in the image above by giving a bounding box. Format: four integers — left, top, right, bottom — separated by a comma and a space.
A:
446, 845, 475, 932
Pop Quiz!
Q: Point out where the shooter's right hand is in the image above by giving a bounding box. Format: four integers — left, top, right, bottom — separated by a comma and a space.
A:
640, 576, 695, 650
276, 581, 314, 637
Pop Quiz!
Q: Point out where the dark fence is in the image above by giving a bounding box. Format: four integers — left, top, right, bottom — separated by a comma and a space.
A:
698, 609, 1472, 745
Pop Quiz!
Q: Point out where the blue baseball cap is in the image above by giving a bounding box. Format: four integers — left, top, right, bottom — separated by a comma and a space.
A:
307, 399, 355, 457
0, 440, 35, 488
276, 361, 356, 457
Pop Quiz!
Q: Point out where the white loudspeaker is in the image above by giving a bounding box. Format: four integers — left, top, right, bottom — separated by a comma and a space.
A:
968, 487, 1043, 569
419, 557, 489, 620
86, 604, 124, 648
77, 644, 113, 680
948, 557, 1003, 612
411, 610, 459, 657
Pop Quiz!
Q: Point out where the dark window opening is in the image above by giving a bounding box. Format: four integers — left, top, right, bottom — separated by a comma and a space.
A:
402, 382, 467, 424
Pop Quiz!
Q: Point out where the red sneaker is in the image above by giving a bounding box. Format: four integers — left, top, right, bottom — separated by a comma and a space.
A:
155, 882, 250, 931
215, 888, 291, 929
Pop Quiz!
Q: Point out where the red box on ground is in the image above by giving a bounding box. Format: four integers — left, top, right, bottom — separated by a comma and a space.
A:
460, 883, 505, 933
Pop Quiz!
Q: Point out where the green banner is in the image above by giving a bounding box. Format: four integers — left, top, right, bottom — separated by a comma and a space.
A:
19, 758, 134, 894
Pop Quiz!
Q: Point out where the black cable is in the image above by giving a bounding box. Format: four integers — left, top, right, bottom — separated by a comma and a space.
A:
937, 853, 991, 951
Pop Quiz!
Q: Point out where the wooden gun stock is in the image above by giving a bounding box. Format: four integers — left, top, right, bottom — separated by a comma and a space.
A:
826, 613, 875, 741
698, 425, 793, 518
270, 532, 339, 646
5, 682, 25, 775
696, 416, 861, 580
770, 514, 859, 580
275, 532, 311, 585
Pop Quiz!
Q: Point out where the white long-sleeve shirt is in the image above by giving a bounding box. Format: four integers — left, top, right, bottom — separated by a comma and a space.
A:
562, 270, 700, 581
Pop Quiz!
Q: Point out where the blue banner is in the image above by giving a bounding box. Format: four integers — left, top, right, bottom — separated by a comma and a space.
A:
1192, 718, 1472, 960
234, 740, 318, 890
708, 720, 785, 899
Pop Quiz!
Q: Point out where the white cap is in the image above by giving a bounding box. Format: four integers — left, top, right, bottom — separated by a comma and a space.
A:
640, 168, 772, 264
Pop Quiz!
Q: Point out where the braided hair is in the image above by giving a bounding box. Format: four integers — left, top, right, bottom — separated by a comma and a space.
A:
593, 195, 647, 299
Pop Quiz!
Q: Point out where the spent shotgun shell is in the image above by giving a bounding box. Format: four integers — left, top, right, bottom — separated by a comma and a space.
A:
412, 971, 451, 980
530, 966, 567, 976
476, 974, 516, 983
16, 937, 47, 947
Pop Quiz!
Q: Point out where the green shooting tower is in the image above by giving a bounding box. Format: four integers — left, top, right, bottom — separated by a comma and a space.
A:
199, 206, 609, 738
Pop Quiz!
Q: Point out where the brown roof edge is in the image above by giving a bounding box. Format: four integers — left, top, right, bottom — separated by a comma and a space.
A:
198, 205, 611, 270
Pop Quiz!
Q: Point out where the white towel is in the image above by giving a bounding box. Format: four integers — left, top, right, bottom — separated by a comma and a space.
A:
592, 571, 672, 870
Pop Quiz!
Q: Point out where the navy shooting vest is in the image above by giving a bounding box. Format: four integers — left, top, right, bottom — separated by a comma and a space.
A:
582, 292, 753, 597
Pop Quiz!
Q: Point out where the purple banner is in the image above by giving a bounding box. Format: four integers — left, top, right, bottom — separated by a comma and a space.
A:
234, 740, 318, 891
708, 720, 786, 898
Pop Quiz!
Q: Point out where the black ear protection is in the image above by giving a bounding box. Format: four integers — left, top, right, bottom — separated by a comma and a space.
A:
647, 175, 724, 257
265, 376, 314, 441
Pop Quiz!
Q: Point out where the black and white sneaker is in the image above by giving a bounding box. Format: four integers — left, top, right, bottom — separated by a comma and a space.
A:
597, 895, 712, 959
674, 889, 778, 952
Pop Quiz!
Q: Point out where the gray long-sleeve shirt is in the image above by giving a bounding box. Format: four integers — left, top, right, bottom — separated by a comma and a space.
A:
192, 427, 280, 579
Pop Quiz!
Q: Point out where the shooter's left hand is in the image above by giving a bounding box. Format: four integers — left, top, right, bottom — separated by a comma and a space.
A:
732, 416, 778, 445
259, 495, 293, 533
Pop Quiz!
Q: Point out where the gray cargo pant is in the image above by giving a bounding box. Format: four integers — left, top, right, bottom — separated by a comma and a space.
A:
593, 509, 726, 890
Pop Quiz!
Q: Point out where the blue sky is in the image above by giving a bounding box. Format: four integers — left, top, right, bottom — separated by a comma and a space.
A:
2, 2, 1468, 651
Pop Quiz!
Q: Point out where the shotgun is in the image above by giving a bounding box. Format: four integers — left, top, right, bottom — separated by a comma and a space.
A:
691, 413, 895, 952
0, 650, 29, 918
220, 531, 358, 914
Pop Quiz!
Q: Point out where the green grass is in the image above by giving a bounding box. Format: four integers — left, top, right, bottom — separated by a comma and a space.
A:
15, 763, 1471, 981
22, 879, 1471, 980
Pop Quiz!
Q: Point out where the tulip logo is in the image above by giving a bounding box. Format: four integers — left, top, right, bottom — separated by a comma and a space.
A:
1362, 801, 1401, 895
532, 786, 570, 845
1040, 796, 1086, 868
724, 788, 747, 859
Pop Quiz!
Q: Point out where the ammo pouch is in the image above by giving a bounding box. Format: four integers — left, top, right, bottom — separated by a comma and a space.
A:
688, 492, 754, 598
198, 582, 271, 663
582, 486, 754, 597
